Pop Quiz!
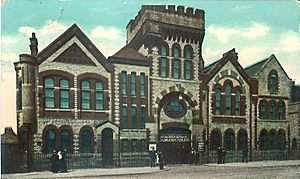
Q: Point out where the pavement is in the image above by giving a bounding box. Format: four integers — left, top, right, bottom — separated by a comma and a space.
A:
1, 160, 300, 179
205, 159, 300, 168
1, 166, 165, 179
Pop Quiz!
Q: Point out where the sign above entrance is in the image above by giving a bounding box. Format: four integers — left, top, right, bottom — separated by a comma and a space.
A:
160, 134, 190, 143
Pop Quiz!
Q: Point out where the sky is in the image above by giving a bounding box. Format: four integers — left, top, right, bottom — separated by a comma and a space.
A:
1, 0, 299, 134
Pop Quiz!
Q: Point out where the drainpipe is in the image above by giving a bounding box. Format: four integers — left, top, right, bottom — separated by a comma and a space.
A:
206, 86, 210, 163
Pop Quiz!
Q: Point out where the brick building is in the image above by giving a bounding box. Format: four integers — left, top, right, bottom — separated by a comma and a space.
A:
12, 5, 296, 171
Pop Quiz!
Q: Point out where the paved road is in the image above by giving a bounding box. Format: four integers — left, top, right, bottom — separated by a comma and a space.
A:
119, 165, 300, 179
2, 160, 300, 179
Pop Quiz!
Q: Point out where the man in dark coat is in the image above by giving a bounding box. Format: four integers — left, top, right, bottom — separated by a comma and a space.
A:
217, 147, 222, 164
221, 147, 227, 164
59, 149, 68, 172
158, 152, 164, 170
149, 147, 156, 167
50, 150, 59, 173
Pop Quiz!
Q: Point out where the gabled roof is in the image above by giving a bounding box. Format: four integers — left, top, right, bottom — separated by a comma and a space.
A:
36, 23, 113, 72
244, 56, 270, 77
244, 54, 291, 80
108, 45, 150, 66
203, 59, 221, 74
203, 48, 252, 85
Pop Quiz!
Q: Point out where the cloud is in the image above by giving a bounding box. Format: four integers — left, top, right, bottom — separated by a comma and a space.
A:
232, 5, 251, 13
207, 25, 240, 44
206, 22, 270, 44
91, 26, 123, 40
278, 31, 299, 52
19, 26, 37, 37
242, 22, 270, 39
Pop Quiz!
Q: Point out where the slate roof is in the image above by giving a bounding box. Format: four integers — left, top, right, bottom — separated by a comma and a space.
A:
108, 45, 150, 66
203, 59, 221, 74
111, 45, 148, 61
244, 57, 269, 77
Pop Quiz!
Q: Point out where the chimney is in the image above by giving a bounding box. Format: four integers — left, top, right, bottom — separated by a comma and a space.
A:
29, 33, 38, 57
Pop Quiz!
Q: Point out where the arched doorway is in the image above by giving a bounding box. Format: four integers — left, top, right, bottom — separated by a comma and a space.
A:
160, 127, 191, 164
101, 128, 113, 167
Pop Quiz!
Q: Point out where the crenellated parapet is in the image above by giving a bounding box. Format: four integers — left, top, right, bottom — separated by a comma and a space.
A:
126, 5, 205, 45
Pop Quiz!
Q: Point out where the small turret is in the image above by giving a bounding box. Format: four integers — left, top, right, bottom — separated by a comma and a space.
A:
29, 33, 38, 57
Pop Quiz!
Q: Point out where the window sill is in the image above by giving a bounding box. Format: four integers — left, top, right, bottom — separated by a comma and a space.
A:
258, 119, 287, 122
44, 108, 72, 112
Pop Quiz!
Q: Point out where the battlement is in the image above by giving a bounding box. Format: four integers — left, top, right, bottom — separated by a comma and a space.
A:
141, 5, 204, 18
127, 5, 204, 29
126, 5, 205, 44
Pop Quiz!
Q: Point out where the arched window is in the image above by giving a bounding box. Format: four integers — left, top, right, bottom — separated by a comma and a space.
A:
45, 78, 55, 108
269, 100, 275, 120
121, 71, 127, 96
225, 129, 235, 151
46, 129, 56, 153
60, 128, 71, 152
81, 80, 91, 109
184, 47, 192, 80
173, 46, 180, 79
95, 81, 104, 110
269, 129, 276, 150
131, 72, 136, 96
141, 106, 146, 129
215, 88, 221, 115
122, 106, 127, 129
277, 101, 285, 120
210, 129, 221, 150
269, 71, 278, 93
259, 129, 268, 150
237, 130, 247, 151
160, 46, 167, 77
60, 79, 70, 109
259, 100, 267, 119
235, 90, 240, 115
277, 129, 286, 150
225, 82, 231, 115
131, 106, 137, 129
81, 128, 93, 153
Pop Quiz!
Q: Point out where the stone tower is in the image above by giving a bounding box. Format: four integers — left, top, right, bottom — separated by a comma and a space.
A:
14, 33, 38, 171
126, 5, 206, 157
126, 5, 205, 71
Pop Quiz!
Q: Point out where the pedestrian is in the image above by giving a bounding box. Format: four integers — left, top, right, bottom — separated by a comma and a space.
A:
217, 147, 222, 164
149, 147, 156, 167
190, 148, 196, 164
221, 147, 227, 164
155, 152, 159, 166
242, 147, 248, 163
57, 151, 63, 172
158, 152, 164, 170
50, 150, 59, 173
60, 149, 68, 172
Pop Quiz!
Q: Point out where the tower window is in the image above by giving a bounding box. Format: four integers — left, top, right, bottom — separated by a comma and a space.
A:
131, 72, 136, 96
140, 73, 145, 96
121, 71, 127, 96
160, 45, 168, 77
